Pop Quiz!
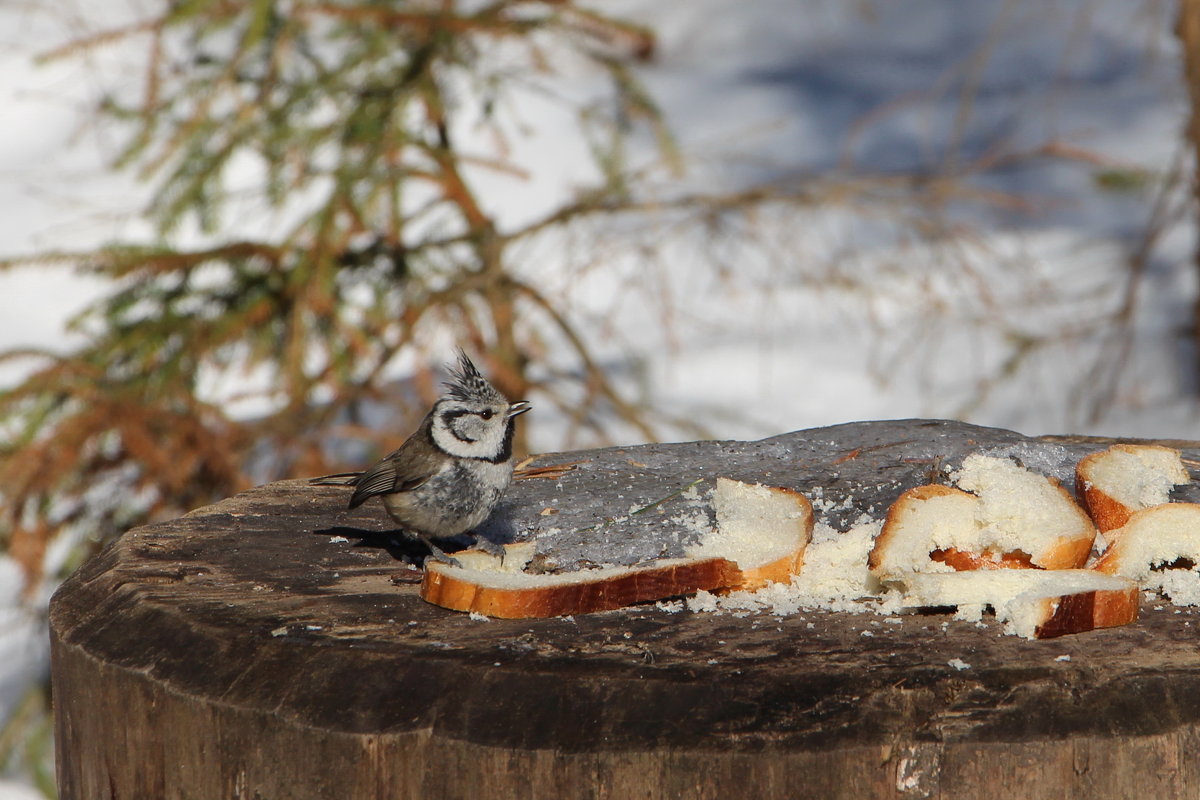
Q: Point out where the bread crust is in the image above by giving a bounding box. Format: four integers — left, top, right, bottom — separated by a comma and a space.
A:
1030, 585, 1139, 639
421, 556, 743, 618
1041, 481, 1100, 568
1075, 475, 1134, 534
1035, 531, 1096, 571
736, 549, 805, 590
1076, 444, 1188, 534
930, 548, 1033, 570
1076, 449, 1134, 533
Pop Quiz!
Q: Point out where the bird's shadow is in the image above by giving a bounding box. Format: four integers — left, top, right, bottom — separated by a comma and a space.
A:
314, 513, 519, 565
312, 526, 459, 565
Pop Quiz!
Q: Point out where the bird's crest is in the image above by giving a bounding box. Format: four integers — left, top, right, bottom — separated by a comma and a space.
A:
444, 350, 504, 404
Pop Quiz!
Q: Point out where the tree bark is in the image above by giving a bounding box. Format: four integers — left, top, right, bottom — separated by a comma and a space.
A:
51, 421, 1200, 799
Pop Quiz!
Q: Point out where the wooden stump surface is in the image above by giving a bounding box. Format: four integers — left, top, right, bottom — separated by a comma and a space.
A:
49, 419, 1200, 799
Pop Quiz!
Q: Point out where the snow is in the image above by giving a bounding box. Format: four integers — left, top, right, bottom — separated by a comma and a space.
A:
0, 560, 49, 716
2, 1, 1195, 444
0, 782, 46, 800
0, 0, 1198, 793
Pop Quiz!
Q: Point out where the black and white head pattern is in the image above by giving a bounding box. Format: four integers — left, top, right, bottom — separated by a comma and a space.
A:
431, 352, 518, 462
443, 350, 506, 406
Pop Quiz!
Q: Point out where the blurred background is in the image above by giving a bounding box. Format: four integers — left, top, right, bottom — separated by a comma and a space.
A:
0, 0, 1195, 794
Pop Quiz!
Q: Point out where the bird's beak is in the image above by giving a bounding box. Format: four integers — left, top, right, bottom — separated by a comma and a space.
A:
507, 401, 531, 418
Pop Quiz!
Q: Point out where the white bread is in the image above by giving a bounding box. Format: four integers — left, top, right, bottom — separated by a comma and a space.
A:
1075, 444, 1190, 533
869, 455, 1096, 576
869, 484, 980, 575
952, 454, 1097, 568
866, 455, 1121, 637
1092, 502, 1200, 605
420, 478, 813, 617
421, 546, 742, 619
685, 518, 885, 617
890, 570, 1139, 639
693, 477, 813, 590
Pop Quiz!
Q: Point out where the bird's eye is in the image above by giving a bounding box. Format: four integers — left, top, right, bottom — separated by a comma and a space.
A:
480, 409, 494, 420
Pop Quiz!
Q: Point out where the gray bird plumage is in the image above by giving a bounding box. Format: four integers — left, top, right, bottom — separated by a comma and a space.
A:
313, 352, 530, 564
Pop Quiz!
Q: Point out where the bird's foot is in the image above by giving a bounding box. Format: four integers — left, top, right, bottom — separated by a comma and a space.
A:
472, 536, 507, 558
423, 541, 463, 569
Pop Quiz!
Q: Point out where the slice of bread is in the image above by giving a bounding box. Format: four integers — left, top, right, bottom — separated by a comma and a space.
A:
952, 454, 1097, 569
1092, 502, 1200, 605
1075, 444, 1190, 533
869, 484, 980, 575
890, 570, 1139, 639
421, 546, 742, 619
694, 477, 813, 590
869, 455, 1097, 577
420, 478, 813, 617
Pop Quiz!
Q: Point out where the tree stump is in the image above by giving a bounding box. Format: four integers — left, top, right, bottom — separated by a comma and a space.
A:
50, 420, 1200, 799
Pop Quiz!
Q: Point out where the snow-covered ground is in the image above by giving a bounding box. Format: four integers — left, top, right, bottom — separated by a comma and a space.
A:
0, 0, 1197, 795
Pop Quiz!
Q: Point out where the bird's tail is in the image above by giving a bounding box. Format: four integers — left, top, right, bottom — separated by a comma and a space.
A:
309, 472, 362, 487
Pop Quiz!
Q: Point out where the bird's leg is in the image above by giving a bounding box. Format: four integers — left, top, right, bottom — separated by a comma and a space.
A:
472, 535, 507, 558
422, 538, 463, 568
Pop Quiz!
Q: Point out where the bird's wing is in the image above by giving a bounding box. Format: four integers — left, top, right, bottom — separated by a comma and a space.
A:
347, 436, 445, 509
309, 472, 362, 486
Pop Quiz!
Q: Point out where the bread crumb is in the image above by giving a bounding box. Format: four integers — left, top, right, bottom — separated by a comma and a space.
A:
1055, 655, 1071, 662
1146, 571, 1200, 607
675, 456, 1169, 639
686, 518, 894, 616
687, 590, 721, 613
948, 658, 971, 670
953, 604, 985, 623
